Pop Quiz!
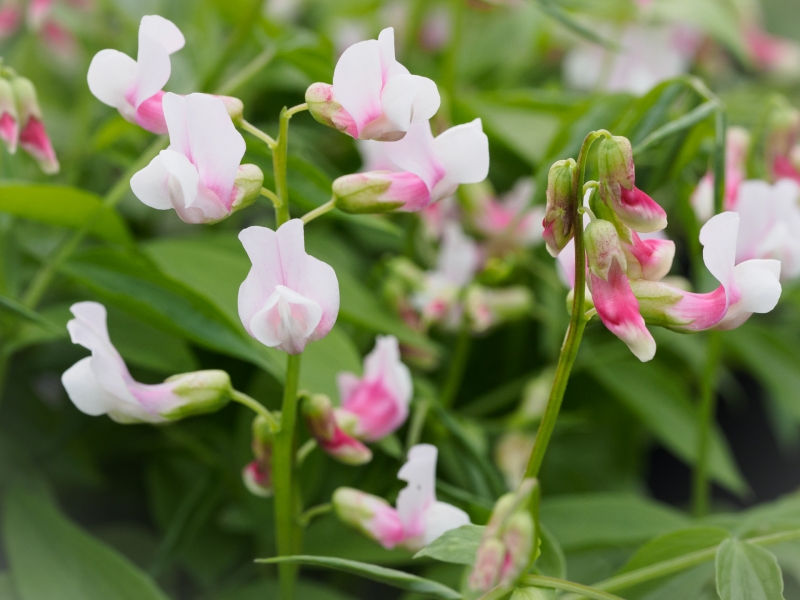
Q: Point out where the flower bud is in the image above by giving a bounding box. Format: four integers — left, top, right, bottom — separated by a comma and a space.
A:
332, 487, 405, 549
230, 163, 263, 211
584, 219, 627, 281
242, 461, 272, 497
218, 95, 244, 125
499, 512, 535, 587
302, 394, 372, 465
565, 285, 594, 315
628, 278, 690, 329
305, 82, 357, 137
11, 76, 59, 174
598, 136, 666, 233
243, 414, 277, 497
161, 370, 232, 420
0, 78, 19, 153
542, 159, 576, 256
333, 171, 429, 214
465, 285, 532, 333
495, 432, 535, 489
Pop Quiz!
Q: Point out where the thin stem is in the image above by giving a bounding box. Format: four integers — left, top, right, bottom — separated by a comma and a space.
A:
296, 439, 317, 468
272, 353, 303, 600
241, 119, 277, 149
285, 103, 308, 119
230, 389, 278, 428
442, 0, 465, 120
523, 130, 609, 480
301, 198, 336, 224
713, 108, 728, 216
522, 576, 625, 600
272, 108, 292, 226
261, 187, 281, 208
405, 397, 431, 451
216, 46, 276, 96
691, 329, 723, 517
439, 325, 472, 409
298, 503, 331, 527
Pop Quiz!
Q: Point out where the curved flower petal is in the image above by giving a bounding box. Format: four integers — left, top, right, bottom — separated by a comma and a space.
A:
717, 259, 782, 330
700, 212, 739, 302
131, 32, 171, 109
250, 285, 323, 354
396, 444, 438, 537
333, 39, 383, 137
625, 232, 675, 281
87, 49, 138, 112
131, 149, 199, 211
612, 185, 667, 233
422, 501, 470, 546
410, 75, 440, 122
432, 118, 490, 185
62, 357, 119, 417
385, 120, 445, 192
238, 226, 281, 336
139, 14, 185, 55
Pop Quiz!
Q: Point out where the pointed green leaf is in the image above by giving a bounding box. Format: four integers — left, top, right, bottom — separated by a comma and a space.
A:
256, 555, 462, 599
414, 524, 483, 565
620, 527, 730, 574
716, 538, 786, 600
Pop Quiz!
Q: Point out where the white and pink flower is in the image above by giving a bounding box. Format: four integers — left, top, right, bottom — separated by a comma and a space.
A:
306, 27, 439, 141
88, 15, 185, 134
333, 444, 470, 551
131, 93, 261, 224
470, 178, 544, 251
691, 127, 750, 223
12, 76, 59, 174
238, 219, 340, 355
61, 302, 231, 424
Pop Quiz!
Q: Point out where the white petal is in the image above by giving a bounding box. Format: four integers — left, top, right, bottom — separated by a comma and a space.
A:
184, 93, 245, 208
724, 259, 782, 326
396, 444, 438, 530
385, 120, 444, 191
422, 502, 470, 546
130, 150, 198, 211
409, 76, 440, 122
250, 285, 323, 354
333, 39, 384, 136
437, 223, 480, 287
162, 93, 191, 157
377, 27, 396, 72
238, 226, 282, 337
733, 181, 773, 262
87, 49, 137, 111
62, 357, 119, 416
377, 73, 417, 134
139, 15, 185, 55
432, 118, 490, 185
699, 212, 739, 290
131, 33, 171, 108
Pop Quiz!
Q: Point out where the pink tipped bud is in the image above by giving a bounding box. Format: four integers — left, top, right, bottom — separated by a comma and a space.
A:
333, 171, 430, 214
0, 78, 18, 153
543, 158, 577, 256
230, 163, 263, 212
160, 370, 232, 420
332, 487, 405, 549
598, 136, 666, 233
468, 538, 506, 591
242, 460, 273, 497
305, 82, 357, 138
499, 512, 535, 587
624, 232, 675, 281
243, 415, 276, 497
302, 394, 372, 465
12, 76, 59, 174
585, 219, 628, 281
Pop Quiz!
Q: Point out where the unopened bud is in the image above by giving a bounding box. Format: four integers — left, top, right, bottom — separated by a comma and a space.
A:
332, 487, 404, 549
302, 394, 372, 465
585, 219, 627, 281
333, 171, 428, 214
468, 537, 506, 591
218, 95, 244, 125
231, 163, 263, 211
543, 159, 576, 256
565, 285, 594, 316
11, 76, 59, 174
495, 432, 535, 489
0, 78, 18, 153
598, 135, 666, 233
305, 82, 356, 136
242, 461, 272, 497
499, 512, 535, 587
162, 370, 232, 420
243, 414, 276, 497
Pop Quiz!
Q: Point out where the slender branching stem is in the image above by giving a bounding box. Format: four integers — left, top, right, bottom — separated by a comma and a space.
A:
301, 198, 336, 224
230, 389, 278, 428
241, 119, 277, 149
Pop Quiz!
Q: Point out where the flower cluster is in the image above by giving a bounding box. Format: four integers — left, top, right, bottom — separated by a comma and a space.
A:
0, 0, 90, 60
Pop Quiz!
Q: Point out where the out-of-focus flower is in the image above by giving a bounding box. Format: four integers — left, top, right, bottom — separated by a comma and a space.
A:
302, 393, 372, 465
238, 219, 339, 354
62, 302, 232, 423
691, 127, 750, 223
88, 15, 185, 134
306, 27, 439, 141
419, 6, 451, 53
0, 77, 18, 153
12, 75, 59, 173
632, 212, 782, 331
333, 444, 470, 551
745, 25, 800, 80
564, 25, 700, 95
465, 285, 533, 333
495, 432, 535, 490
242, 415, 276, 497
0, 0, 89, 62
131, 93, 262, 224
337, 335, 412, 442
469, 479, 537, 592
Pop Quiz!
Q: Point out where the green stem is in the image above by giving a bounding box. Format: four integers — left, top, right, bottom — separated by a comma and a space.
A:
523, 130, 609, 480
405, 396, 431, 451
230, 389, 278, 428
440, 325, 472, 409
273, 108, 292, 226
560, 527, 800, 599
442, 0, 465, 121
216, 46, 277, 96
298, 503, 331, 527
241, 119, 277, 149
272, 353, 303, 600
261, 187, 282, 208
522, 575, 625, 600
691, 329, 723, 517
301, 198, 336, 224
713, 108, 728, 216
295, 439, 317, 468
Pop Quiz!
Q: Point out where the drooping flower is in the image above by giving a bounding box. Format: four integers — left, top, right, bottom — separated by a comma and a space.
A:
0, 78, 18, 153
87, 14, 185, 134
12, 76, 59, 174
302, 393, 372, 465
564, 24, 700, 95
333, 444, 470, 551
631, 212, 782, 331
745, 24, 800, 80
131, 93, 262, 224
306, 27, 440, 141
238, 219, 340, 354
61, 302, 232, 424
337, 335, 413, 442
242, 415, 276, 497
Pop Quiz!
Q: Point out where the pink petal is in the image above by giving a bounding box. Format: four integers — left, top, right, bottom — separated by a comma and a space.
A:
0, 111, 18, 153
385, 120, 445, 193
19, 116, 59, 174
0, 4, 21, 38
249, 285, 323, 354
134, 90, 167, 134
625, 232, 675, 281
612, 185, 667, 233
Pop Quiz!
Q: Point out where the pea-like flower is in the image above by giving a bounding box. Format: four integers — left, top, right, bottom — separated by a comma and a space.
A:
87, 15, 185, 134
12, 76, 59, 174
238, 219, 340, 355
306, 27, 440, 141
61, 302, 232, 424
333, 444, 470, 551
131, 93, 262, 224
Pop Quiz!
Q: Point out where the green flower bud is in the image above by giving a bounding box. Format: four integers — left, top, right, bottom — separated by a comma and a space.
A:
584, 219, 627, 281
231, 164, 264, 211
543, 159, 577, 256
161, 370, 232, 420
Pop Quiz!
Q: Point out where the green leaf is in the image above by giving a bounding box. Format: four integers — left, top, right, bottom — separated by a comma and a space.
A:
533, 0, 619, 50
536, 524, 567, 579
715, 538, 786, 600
3, 487, 169, 600
414, 524, 483, 565
511, 588, 555, 600
540, 493, 688, 551
633, 101, 718, 154
256, 556, 463, 599
620, 527, 730, 574
0, 294, 63, 334
300, 326, 362, 399
590, 359, 747, 495
0, 184, 132, 245
0, 574, 19, 600
61, 247, 282, 379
